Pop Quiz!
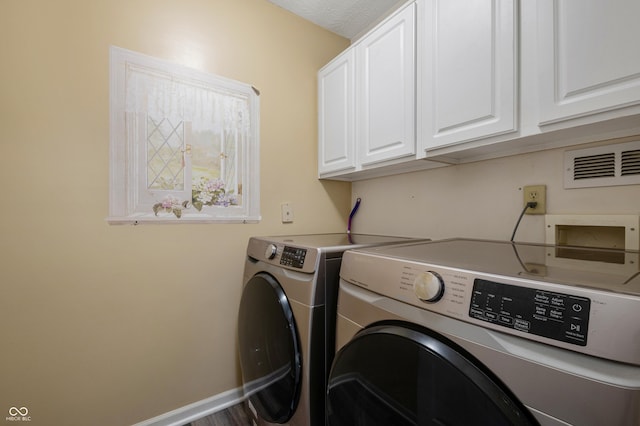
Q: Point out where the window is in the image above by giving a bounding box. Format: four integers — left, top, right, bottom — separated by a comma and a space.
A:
108, 46, 260, 224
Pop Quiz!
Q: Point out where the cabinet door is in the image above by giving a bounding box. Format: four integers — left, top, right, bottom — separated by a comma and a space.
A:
419, 0, 517, 151
318, 50, 356, 176
537, 0, 640, 125
357, 3, 416, 166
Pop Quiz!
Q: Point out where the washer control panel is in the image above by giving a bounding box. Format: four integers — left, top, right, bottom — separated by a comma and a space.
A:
469, 279, 590, 346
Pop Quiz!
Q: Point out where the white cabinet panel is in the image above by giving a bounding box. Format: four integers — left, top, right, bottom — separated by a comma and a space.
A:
357, 2, 416, 166
537, 0, 640, 124
318, 50, 356, 175
419, 0, 517, 151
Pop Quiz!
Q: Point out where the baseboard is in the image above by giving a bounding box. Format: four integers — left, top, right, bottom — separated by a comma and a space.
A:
133, 387, 246, 426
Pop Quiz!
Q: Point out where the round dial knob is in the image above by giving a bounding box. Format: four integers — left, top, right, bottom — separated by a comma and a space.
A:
413, 271, 444, 303
264, 244, 277, 260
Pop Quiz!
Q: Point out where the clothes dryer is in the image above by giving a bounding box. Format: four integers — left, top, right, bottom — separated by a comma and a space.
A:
329, 238, 640, 426
238, 233, 422, 426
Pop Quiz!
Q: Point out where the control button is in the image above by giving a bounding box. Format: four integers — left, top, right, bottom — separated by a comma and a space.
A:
499, 315, 513, 325
413, 271, 445, 303
514, 319, 531, 332
264, 244, 277, 260
572, 303, 583, 313
550, 309, 563, 320
550, 296, 565, 308
470, 308, 483, 317
535, 305, 548, 316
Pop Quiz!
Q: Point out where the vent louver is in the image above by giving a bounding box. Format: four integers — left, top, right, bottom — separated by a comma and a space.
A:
564, 141, 640, 188
573, 153, 615, 180
621, 149, 640, 176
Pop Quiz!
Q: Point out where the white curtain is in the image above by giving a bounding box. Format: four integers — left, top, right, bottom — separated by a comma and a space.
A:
124, 63, 251, 133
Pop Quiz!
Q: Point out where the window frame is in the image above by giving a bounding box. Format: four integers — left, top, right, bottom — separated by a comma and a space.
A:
107, 46, 260, 224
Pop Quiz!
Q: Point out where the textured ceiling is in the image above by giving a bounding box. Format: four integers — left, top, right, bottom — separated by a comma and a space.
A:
266, 0, 403, 39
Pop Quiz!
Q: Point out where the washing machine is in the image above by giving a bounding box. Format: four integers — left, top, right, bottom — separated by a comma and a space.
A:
237, 233, 423, 426
328, 238, 640, 426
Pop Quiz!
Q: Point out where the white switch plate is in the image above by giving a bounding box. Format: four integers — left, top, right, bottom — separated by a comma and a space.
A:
281, 203, 294, 223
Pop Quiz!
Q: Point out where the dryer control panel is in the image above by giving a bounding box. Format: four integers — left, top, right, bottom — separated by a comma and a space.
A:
469, 279, 591, 346
280, 246, 307, 269
247, 238, 320, 274
339, 239, 640, 366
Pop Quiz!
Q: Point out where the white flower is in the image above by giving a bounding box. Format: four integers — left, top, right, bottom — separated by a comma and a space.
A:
196, 192, 213, 204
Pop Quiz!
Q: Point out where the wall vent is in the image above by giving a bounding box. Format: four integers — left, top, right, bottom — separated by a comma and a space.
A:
564, 140, 640, 188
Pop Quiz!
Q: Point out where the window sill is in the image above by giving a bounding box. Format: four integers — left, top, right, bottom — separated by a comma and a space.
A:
106, 214, 261, 225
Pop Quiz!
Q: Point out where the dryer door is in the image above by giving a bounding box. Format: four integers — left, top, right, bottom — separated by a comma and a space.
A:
238, 272, 302, 424
327, 322, 538, 426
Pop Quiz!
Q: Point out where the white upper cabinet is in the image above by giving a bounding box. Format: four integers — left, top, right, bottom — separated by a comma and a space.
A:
319, 0, 640, 178
318, 50, 356, 175
537, 0, 640, 125
357, 2, 416, 166
318, 2, 441, 180
418, 0, 517, 151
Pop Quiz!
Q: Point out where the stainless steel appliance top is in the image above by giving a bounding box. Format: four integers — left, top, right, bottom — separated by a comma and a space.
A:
247, 233, 424, 274
353, 238, 640, 296
253, 233, 417, 251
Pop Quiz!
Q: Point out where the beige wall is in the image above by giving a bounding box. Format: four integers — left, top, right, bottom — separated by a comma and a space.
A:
0, 1, 350, 425
351, 136, 640, 244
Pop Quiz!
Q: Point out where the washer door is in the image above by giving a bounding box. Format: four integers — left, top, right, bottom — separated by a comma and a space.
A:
327, 322, 539, 426
238, 272, 302, 424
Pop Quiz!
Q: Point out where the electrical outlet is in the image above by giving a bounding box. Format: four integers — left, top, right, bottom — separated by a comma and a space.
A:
523, 185, 546, 215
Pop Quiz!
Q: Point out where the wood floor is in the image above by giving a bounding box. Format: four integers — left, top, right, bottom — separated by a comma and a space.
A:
184, 403, 251, 426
